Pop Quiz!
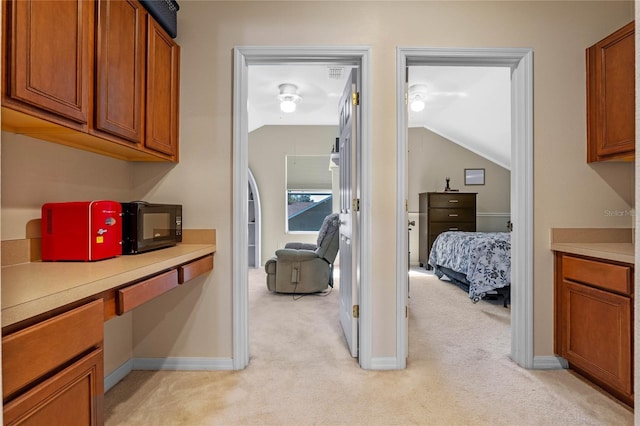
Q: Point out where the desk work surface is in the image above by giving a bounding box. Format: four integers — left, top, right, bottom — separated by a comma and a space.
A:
2, 243, 216, 327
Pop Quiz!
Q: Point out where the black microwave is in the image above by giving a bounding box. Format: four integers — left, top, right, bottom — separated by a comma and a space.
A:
121, 202, 182, 254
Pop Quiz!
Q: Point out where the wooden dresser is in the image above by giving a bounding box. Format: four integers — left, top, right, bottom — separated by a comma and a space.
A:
418, 192, 476, 268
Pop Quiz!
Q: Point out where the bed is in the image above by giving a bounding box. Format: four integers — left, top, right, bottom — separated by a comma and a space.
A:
427, 231, 511, 307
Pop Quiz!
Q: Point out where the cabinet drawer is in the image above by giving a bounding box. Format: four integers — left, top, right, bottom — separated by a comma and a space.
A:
428, 194, 475, 208
2, 300, 103, 400
563, 255, 631, 295
117, 269, 178, 314
429, 208, 475, 223
178, 255, 214, 284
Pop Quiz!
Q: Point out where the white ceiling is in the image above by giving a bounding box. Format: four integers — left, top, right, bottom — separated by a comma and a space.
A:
248, 65, 354, 132
248, 64, 511, 169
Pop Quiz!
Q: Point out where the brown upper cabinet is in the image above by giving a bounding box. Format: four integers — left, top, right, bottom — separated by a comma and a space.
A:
95, 0, 146, 144
144, 17, 180, 157
2, 0, 180, 162
2, 0, 94, 126
587, 21, 635, 163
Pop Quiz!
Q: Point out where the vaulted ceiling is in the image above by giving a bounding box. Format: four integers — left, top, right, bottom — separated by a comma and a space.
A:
248, 64, 511, 169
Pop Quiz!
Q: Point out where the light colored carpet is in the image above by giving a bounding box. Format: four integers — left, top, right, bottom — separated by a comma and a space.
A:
104, 267, 633, 425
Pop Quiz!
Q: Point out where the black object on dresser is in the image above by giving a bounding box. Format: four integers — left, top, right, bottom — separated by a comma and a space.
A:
419, 192, 477, 268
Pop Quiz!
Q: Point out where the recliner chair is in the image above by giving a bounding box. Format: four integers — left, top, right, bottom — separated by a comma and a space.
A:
265, 213, 340, 293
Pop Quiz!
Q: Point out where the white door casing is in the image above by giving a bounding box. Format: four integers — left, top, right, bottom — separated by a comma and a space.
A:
395, 47, 534, 369
232, 46, 373, 370
338, 69, 360, 357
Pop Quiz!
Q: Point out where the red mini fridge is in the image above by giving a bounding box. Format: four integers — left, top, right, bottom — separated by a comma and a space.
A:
41, 201, 122, 261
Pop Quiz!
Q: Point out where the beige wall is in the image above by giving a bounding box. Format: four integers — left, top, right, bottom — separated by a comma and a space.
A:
0, 134, 135, 240
249, 125, 338, 266
136, 0, 636, 359
408, 127, 511, 265
0, 1, 635, 370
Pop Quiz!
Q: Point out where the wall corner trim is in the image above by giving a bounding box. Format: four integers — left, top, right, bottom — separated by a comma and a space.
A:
368, 357, 401, 370
104, 359, 134, 393
532, 355, 568, 370
132, 357, 235, 371
105, 357, 235, 392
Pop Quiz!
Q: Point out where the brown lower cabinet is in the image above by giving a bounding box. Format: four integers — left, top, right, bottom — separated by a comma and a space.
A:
554, 252, 633, 406
2, 300, 104, 425
4, 348, 104, 426
1, 253, 215, 424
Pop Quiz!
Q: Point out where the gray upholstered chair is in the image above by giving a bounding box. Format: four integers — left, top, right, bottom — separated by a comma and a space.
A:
265, 213, 340, 293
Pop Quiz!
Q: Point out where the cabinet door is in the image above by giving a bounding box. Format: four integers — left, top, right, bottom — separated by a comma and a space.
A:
95, 0, 145, 143
587, 21, 635, 162
8, 0, 92, 123
562, 280, 632, 395
145, 18, 180, 158
3, 348, 103, 426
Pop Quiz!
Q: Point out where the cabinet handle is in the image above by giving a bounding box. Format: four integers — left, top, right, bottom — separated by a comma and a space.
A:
449, 227, 459, 231
449, 214, 458, 217
448, 200, 459, 203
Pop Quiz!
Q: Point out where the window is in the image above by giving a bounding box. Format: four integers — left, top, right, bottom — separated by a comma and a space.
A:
286, 155, 333, 232
287, 191, 333, 232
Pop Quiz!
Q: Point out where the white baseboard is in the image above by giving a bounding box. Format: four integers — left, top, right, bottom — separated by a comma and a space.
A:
104, 357, 234, 392
369, 357, 401, 370
533, 355, 567, 369
104, 359, 134, 393
133, 357, 234, 371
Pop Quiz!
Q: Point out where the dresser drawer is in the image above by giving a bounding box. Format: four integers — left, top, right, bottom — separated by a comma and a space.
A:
2, 300, 103, 399
429, 222, 476, 234
429, 208, 475, 223
562, 255, 632, 295
428, 193, 476, 208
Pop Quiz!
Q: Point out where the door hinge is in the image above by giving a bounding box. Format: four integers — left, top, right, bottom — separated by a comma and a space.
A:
352, 198, 360, 212
352, 91, 360, 106
353, 304, 359, 318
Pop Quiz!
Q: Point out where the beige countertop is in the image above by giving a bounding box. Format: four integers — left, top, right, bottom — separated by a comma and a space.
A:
550, 228, 634, 264
1, 243, 216, 328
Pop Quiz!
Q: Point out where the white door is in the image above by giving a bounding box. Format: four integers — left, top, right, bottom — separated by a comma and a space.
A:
339, 69, 359, 357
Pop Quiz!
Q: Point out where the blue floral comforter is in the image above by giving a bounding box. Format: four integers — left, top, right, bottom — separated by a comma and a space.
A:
428, 231, 511, 301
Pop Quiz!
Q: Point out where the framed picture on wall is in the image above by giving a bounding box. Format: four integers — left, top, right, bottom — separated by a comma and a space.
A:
464, 168, 485, 185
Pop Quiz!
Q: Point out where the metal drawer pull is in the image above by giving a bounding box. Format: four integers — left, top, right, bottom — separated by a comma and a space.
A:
449, 227, 459, 231
449, 214, 458, 217
448, 200, 459, 203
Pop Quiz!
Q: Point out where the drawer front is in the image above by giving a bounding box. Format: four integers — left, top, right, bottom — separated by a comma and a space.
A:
429, 222, 476, 235
178, 255, 214, 284
429, 208, 475, 223
563, 255, 631, 295
2, 300, 103, 400
428, 193, 475, 208
117, 269, 178, 314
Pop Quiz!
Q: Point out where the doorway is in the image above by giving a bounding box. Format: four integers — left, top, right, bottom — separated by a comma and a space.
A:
232, 47, 373, 370
395, 48, 534, 368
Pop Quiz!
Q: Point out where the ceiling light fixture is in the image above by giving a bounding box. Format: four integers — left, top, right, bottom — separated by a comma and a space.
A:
278, 83, 301, 113
408, 84, 428, 112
